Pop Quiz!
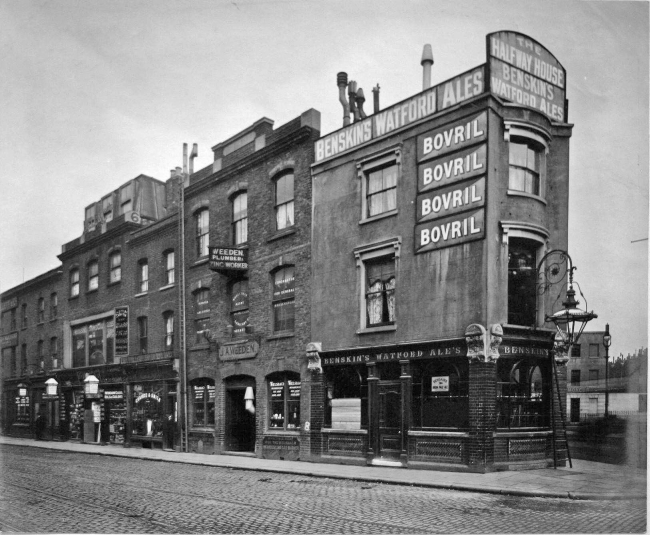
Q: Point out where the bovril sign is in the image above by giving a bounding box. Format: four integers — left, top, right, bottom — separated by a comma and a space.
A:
415, 112, 487, 253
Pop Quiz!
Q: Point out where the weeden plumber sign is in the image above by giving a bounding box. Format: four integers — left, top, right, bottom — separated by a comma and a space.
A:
487, 31, 566, 122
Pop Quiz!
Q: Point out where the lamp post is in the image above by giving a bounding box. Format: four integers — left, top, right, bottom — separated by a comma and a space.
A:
603, 324, 611, 418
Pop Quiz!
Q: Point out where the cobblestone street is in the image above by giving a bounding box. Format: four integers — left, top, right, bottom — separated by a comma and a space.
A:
0, 444, 645, 534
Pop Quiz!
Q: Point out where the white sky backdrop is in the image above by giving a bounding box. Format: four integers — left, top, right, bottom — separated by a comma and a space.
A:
1, 0, 647, 357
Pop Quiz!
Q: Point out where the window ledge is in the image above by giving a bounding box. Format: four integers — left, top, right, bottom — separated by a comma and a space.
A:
506, 190, 547, 205
86, 289, 98, 295
494, 429, 552, 437
107, 280, 122, 287
49, 318, 57, 323
190, 343, 210, 351
190, 427, 215, 433
408, 430, 470, 438
134, 291, 148, 298
357, 325, 396, 335
265, 429, 301, 434
267, 227, 296, 243
321, 428, 368, 435
68, 295, 79, 301
158, 284, 175, 292
267, 332, 295, 341
359, 209, 397, 226
192, 257, 210, 267
37, 322, 44, 326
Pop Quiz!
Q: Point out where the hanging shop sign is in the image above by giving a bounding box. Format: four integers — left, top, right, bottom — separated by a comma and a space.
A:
1, 332, 18, 348
315, 65, 485, 163
218, 339, 259, 361
114, 306, 129, 355
487, 31, 566, 123
431, 376, 450, 392
209, 247, 248, 272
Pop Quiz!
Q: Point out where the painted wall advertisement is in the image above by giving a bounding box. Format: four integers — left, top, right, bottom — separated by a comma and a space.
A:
415, 112, 487, 253
114, 306, 129, 356
487, 31, 566, 122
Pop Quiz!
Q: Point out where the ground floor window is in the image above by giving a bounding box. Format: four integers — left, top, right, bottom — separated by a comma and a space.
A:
497, 357, 550, 428
191, 378, 215, 427
132, 384, 165, 436
324, 365, 368, 429
268, 372, 300, 430
411, 359, 469, 429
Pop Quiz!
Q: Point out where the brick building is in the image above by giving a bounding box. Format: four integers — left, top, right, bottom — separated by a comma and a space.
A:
306, 32, 574, 471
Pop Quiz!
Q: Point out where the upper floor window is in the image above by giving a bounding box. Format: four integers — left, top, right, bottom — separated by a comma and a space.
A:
50, 337, 58, 368
194, 288, 210, 315
87, 260, 99, 291
272, 267, 294, 333
50, 293, 58, 320
163, 311, 174, 349
589, 344, 600, 358
232, 192, 248, 245
119, 182, 134, 215
70, 269, 80, 297
21, 304, 27, 329
507, 238, 537, 326
20, 344, 26, 373
195, 209, 209, 257
137, 316, 148, 354
358, 149, 400, 221
10, 308, 16, 331
109, 251, 122, 283
571, 344, 581, 358
3, 347, 16, 376
505, 125, 547, 198
231, 280, 249, 334
365, 257, 395, 327
589, 369, 599, 382
102, 195, 113, 223
72, 318, 115, 367
571, 370, 581, 385
37, 298, 45, 324
138, 260, 149, 293
164, 250, 175, 285
274, 172, 294, 230
37, 339, 44, 367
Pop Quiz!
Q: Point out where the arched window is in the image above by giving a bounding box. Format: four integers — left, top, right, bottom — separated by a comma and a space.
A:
191, 378, 215, 427
232, 192, 248, 245
268, 372, 301, 430
70, 269, 80, 298
274, 172, 294, 230
87, 260, 99, 291
109, 250, 122, 283
497, 358, 549, 429
272, 266, 294, 333
195, 209, 209, 257
230, 280, 249, 334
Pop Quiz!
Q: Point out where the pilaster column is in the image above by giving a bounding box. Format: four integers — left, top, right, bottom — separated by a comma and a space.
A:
399, 360, 411, 465
366, 363, 379, 463
304, 343, 323, 460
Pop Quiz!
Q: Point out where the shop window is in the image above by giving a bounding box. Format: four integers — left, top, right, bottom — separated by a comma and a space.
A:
589, 344, 600, 358
37, 298, 45, 324
589, 369, 599, 382
109, 251, 122, 283
497, 358, 549, 429
365, 257, 395, 327
191, 379, 215, 427
324, 365, 368, 429
138, 316, 148, 354
21, 303, 27, 329
508, 136, 545, 196
15, 385, 29, 424
87, 260, 99, 291
163, 311, 174, 349
164, 250, 175, 285
272, 266, 294, 333
195, 208, 210, 258
232, 192, 248, 245
230, 280, 249, 334
50, 337, 58, 369
138, 259, 149, 293
274, 172, 294, 230
358, 148, 400, 221
71, 317, 115, 367
411, 359, 469, 429
268, 372, 301, 430
131, 384, 164, 437
50, 293, 58, 320
571, 369, 581, 385
70, 269, 80, 297
507, 238, 538, 326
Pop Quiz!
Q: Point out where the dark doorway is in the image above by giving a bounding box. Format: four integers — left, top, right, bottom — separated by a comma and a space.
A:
226, 387, 256, 452
378, 381, 402, 460
570, 398, 581, 423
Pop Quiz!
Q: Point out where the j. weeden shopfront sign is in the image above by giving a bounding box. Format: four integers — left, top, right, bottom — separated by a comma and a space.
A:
321, 340, 550, 366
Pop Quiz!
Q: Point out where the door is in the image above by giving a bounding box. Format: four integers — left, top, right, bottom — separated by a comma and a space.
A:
378, 381, 402, 460
570, 398, 580, 423
226, 388, 256, 452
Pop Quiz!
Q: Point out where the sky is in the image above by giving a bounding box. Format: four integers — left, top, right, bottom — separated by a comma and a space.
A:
0, 0, 648, 358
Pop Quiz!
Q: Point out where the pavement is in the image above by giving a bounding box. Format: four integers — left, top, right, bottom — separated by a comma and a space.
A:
0, 435, 646, 501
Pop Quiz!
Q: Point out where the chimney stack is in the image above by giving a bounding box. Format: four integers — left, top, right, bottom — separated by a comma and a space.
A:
421, 44, 434, 90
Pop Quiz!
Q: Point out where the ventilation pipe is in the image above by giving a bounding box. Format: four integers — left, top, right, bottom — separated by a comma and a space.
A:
355, 88, 367, 119
421, 44, 434, 90
337, 72, 351, 126
372, 84, 380, 114
348, 80, 359, 122
189, 143, 198, 175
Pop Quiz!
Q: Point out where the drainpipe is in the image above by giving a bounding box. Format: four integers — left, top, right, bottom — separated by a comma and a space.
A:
180, 144, 189, 452
355, 88, 367, 119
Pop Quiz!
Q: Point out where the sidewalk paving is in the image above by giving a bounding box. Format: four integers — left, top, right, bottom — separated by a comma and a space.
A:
1, 435, 646, 501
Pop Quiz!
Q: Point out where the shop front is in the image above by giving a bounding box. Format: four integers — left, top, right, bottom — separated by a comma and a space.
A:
315, 330, 556, 471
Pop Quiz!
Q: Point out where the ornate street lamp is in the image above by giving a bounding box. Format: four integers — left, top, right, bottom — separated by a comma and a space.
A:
603, 324, 611, 418
45, 378, 59, 396
84, 374, 100, 396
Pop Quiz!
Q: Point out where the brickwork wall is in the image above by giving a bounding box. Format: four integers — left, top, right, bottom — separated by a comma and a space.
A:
551, 361, 569, 466
468, 360, 496, 470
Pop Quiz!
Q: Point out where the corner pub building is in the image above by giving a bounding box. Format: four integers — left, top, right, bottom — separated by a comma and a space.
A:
306, 31, 573, 472
2, 31, 575, 473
